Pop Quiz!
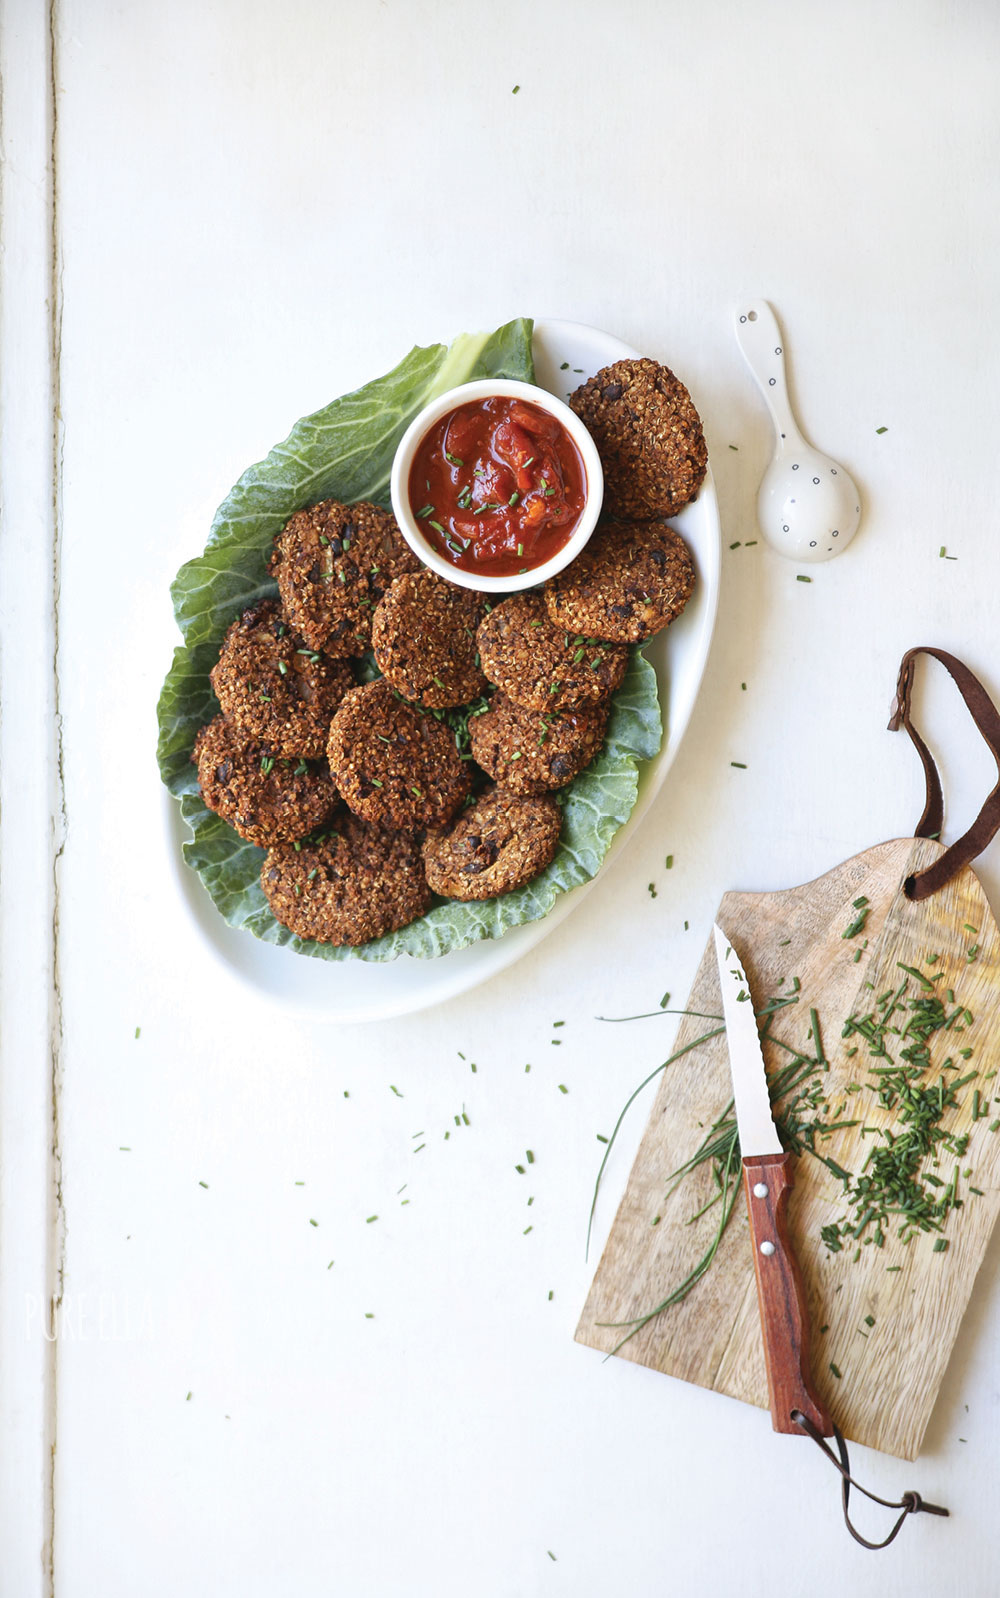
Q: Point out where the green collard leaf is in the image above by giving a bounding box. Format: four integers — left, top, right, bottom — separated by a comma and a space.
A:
157, 319, 663, 962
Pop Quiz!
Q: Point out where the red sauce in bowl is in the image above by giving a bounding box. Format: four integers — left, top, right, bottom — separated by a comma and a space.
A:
408, 396, 587, 578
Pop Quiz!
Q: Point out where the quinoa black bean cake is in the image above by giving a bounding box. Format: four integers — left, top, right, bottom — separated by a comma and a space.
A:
209, 600, 355, 758
468, 693, 609, 795
569, 358, 707, 520
193, 715, 339, 846
326, 678, 471, 830
544, 517, 695, 643
422, 786, 562, 900
371, 569, 488, 708
261, 814, 432, 945
269, 499, 421, 657
476, 592, 628, 712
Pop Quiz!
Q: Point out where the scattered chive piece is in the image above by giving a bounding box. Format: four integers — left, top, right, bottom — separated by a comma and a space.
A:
665, 855, 673, 869
366, 1215, 378, 1224
731, 761, 747, 769
134, 1026, 141, 1039
796, 574, 812, 583
558, 1084, 569, 1094
659, 991, 671, 1009
524, 1225, 533, 1234
526, 1150, 535, 1163
309, 1218, 318, 1228
829, 1363, 842, 1379
515, 1164, 526, 1175
596, 1133, 608, 1143
876, 425, 888, 434
198, 1181, 208, 1189
933, 1238, 949, 1252
864, 1314, 875, 1327
512, 83, 520, 93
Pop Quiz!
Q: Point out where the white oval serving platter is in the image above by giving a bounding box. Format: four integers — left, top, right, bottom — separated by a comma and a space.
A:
163, 318, 721, 1023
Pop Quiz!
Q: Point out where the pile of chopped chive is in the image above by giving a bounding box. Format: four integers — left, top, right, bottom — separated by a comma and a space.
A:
819, 961, 978, 1256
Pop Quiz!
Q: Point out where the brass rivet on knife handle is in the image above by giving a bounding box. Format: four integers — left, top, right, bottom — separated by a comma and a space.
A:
741, 1151, 832, 1436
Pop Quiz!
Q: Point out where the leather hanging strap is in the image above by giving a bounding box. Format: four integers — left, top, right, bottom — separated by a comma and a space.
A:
791, 1411, 950, 1549
888, 646, 1000, 900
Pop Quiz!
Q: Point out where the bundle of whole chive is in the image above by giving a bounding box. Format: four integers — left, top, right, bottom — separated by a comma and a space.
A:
593, 995, 861, 1353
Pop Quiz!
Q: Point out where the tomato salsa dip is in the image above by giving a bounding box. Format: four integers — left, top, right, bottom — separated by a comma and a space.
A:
407, 396, 588, 578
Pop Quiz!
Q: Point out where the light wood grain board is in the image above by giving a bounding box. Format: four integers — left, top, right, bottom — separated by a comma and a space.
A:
576, 837, 1000, 1459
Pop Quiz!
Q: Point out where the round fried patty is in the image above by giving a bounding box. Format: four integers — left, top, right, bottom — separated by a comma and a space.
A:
210, 600, 355, 758
545, 517, 695, 643
569, 358, 707, 519
468, 693, 609, 795
422, 786, 561, 900
269, 499, 420, 657
327, 679, 471, 830
476, 593, 628, 711
261, 815, 431, 945
371, 569, 488, 708
193, 715, 339, 846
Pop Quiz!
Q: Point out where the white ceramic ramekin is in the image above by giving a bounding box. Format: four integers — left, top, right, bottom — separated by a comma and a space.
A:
389, 378, 604, 593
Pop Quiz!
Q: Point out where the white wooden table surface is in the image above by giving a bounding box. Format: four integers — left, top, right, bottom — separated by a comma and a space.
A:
2, 1, 999, 1593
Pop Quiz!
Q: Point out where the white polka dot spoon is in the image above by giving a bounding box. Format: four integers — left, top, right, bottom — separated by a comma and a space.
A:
734, 300, 861, 562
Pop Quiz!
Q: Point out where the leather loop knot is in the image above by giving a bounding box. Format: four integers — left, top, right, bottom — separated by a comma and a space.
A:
791, 1409, 949, 1549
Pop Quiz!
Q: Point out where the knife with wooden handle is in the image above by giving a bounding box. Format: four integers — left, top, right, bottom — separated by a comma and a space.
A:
713, 923, 832, 1436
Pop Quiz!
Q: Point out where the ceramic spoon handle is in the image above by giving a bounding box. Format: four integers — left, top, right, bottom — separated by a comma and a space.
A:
733, 300, 804, 446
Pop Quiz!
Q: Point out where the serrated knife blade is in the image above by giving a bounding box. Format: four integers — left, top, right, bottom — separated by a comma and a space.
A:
712, 923, 783, 1158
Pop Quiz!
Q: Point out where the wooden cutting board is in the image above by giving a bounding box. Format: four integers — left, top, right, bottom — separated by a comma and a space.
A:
576, 835, 1000, 1460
